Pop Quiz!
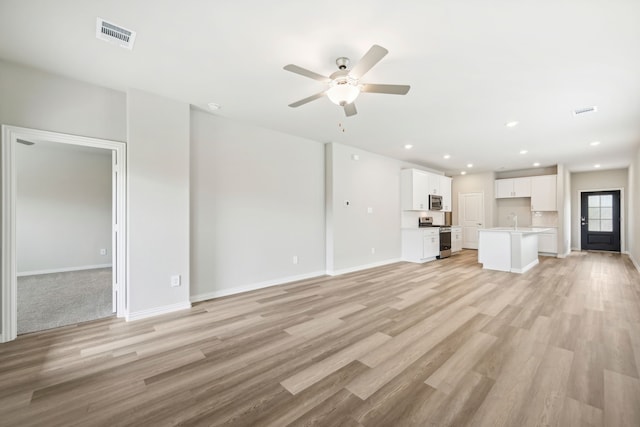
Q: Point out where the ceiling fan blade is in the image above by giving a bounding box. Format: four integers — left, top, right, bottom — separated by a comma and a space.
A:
344, 102, 357, 117
288, 91, 326, 108
361, 84, 411, 95
283, 64, 331, 82
349, 45, 388, 80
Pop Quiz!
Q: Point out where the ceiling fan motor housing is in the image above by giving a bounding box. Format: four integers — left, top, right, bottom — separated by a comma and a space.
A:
335, 57, 350, 70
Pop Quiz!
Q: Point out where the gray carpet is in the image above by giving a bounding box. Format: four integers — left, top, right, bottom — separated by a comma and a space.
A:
17, 268, 114, 334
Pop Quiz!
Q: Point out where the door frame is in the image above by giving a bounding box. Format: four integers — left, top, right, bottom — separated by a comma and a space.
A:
458, 192, 485, 249
1, 125, 128, 343
577, 187, 625, 252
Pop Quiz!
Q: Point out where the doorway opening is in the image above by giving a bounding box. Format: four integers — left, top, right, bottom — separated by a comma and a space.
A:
1, 126, 127, 343
580, 190, 621, 252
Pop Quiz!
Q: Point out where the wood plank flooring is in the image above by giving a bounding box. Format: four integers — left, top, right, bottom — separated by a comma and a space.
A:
1, 250, 640, 426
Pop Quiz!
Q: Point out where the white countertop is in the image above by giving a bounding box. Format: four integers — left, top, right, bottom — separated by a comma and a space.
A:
479, 227, 551, 234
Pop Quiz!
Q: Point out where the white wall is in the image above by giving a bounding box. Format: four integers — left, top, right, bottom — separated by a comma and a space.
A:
0, 59, 126, 141
451, 172, 496, 228
628, 145, 640, 269
127, 89, 190, 317
558, 164, 572, 257
326, 143, 403, 274
16, 142, 111, 273
570, 169, 628, 250
189, 111, 326, 299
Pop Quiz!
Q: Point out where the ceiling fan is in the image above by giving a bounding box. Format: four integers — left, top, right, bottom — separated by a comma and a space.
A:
284, 44, 410, 117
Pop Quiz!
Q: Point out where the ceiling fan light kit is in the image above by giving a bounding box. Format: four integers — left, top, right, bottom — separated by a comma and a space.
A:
284, 44, 410, 117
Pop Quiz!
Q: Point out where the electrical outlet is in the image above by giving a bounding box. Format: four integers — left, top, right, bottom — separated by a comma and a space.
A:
293, 255, 298, 265
171, 275, 181, 287
99, 248, 107, 255
371, 247, 376, 254
367, 207, 373, 214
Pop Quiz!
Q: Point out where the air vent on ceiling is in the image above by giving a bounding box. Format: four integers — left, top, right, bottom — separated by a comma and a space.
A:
573, 106, 598, 116
16, 139, 35, 146
96, 18, 136, 50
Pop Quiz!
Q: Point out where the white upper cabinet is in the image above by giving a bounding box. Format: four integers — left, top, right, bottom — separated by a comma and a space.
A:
531, 175, 557, 211
440, 176, 452, 212
401, 169, 451, 211
428, 173, 441, 195
495, 177, 531, 198
401, 169, 429, 210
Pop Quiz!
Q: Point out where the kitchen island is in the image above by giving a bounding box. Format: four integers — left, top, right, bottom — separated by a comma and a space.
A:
478, 227, 550, 273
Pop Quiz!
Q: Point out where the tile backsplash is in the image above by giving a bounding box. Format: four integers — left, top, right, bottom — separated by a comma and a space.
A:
531, 211, 558, 227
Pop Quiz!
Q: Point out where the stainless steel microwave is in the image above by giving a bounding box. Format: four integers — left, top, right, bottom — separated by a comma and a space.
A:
429, 194, 443, 210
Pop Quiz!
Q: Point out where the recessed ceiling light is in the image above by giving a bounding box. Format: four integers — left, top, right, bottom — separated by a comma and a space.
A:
533, 162, 541, 167
505, 121, 519, 128
520, 150, 528, 154
404, 144, 413, 149
590, 141, 601, 146
207, 102, 221, 111
594, 164, 601, 168
443, 154, 451, 159
461, 171, 467, 175
466, 163, 473, 168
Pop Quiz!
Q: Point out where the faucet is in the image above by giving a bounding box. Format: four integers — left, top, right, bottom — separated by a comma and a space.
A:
509, 212, 518, 230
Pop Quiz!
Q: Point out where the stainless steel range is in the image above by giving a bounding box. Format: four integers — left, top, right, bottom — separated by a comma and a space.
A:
418, 216, 452, 259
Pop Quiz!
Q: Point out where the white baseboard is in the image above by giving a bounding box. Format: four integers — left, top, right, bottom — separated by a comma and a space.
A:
0, 334, 4, 344
190, 270, 326, 303
512, 258, 539, 274
17, 264, 112, 277
326, 258, 402, 277
626, 252, 640, 273
126, 301, 191, 322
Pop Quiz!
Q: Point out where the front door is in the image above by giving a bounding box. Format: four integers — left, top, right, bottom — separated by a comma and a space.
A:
459, 192, 484, 249
580, 190, 621, 252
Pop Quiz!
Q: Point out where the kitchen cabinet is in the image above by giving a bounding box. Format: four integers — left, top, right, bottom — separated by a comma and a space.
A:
428, 173, 441, 195
451, 226, 462, 253
401, 169, 451, 211
536, 227, 558, 255
401, 228, 439, 262
423, 229, 440, 259
531, 175, 557, 211
401, 169, 429, 210
440, 176, 452, 212
495, 177, 531, 198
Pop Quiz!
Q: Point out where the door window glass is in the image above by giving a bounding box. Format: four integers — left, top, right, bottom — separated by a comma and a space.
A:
587, 195, 613, 232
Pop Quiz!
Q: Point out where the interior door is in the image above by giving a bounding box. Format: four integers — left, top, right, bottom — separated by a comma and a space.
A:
580, 190, 621, 252
459, 192, 484, 249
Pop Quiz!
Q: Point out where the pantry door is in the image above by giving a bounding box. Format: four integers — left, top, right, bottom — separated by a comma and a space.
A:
459, 192, 484, 249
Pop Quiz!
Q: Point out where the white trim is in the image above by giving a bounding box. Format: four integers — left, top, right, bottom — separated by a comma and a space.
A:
190, 270, 326, 303
511, 258, 539, 274
625, 251, 640, 273
326, 258, 401, 277
17, 264, 112, 277
1, 125, 127, 343
126, 301, 192, 321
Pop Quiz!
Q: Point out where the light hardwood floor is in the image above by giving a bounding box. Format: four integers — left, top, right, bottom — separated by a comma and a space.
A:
1, 250, 639, 426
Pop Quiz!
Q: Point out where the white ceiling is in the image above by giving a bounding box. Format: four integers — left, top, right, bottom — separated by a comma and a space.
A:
1, 0, 639, 175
